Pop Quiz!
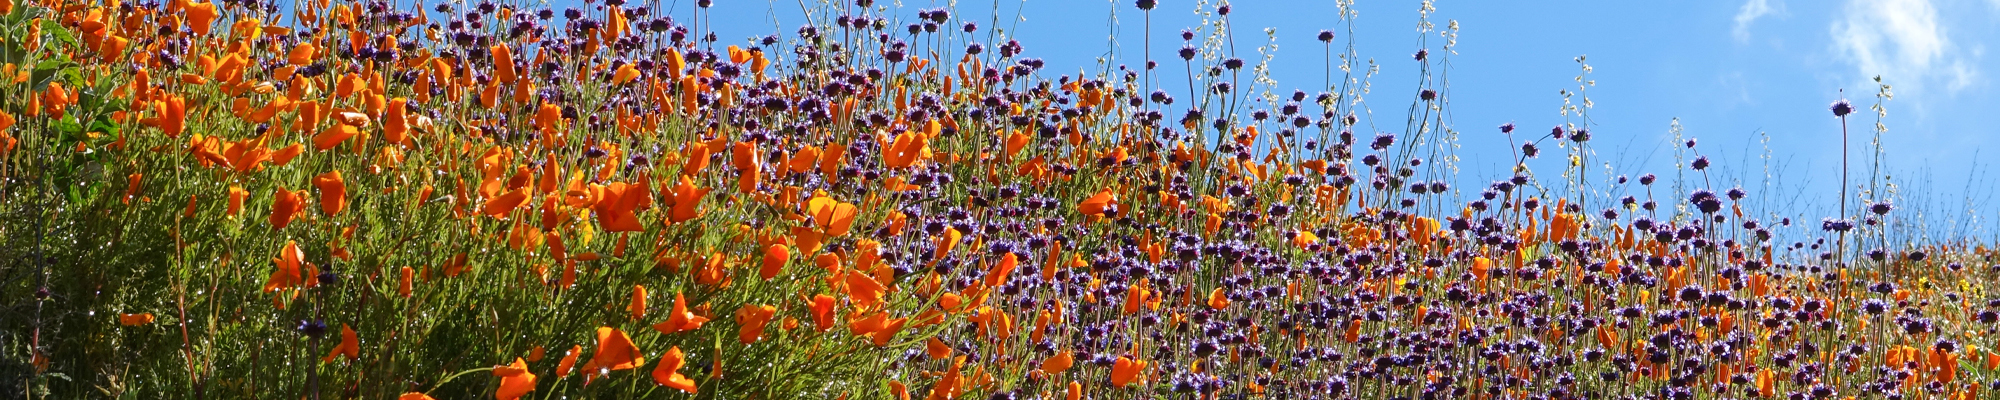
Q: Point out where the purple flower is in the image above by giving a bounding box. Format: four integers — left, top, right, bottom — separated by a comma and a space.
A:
1830, 99, 1854, 117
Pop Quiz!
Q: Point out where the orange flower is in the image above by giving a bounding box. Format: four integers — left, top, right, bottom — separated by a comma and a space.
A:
582, 327, 646, 372
263, 241, 306, 292
320, 324, 358, 363
396, 393, 436, 400
492, 357, 537, 400
925, 337, 953, 360
843, 270, 887, 310
1039, 350, 1074, 375
312, 124, 358, 150
1078, 189, 1115, 217
1110, 356, 1147, 387
984, 252, 1018, 288
809, 294, 838, 332
384, 97, 411, 145
485, 188, 529, 218
1207, 288, 1230, 310
118, 313, 155, 326
313, 171, 347, 216
735, 304, 778, 344
271, 144, 304, 166
846, 312, 908, 347
613, 63, 641, 85
651, 292, 709, 334
122, 173, 142, 204
629, 285, 648, 320
185, 1, 220, 36
759, 244, 789, 280
652, 346, 698, 393
667, 176, 709, 223
398, 266, 414, 297
491, 45, 517, 84
555, 345, 582, 378
807, 193, 858, 237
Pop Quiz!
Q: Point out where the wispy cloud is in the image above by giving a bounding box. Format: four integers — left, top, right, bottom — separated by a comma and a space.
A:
1830, 0, 1978, 97
1733, 0, 1781, 42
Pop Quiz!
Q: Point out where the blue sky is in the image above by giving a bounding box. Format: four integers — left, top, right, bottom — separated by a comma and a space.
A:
679, 0, 2000, 232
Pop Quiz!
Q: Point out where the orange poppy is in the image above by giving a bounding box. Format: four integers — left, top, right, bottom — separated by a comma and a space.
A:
651, 292, 709, 334
263, 241, 306, 292
843, 270, 887, 310
807, 194, 858, 237
118, 313, 155, 326
320, 324, 358, 363
759, 245, 789, 280
582, 327, 645, 373
984, 252, 1018, 288
1110, 356, 1147, 387
555, 345, 582, 378
652, 346, 698, 393
667, 176, 709, 223
398, 266, 414, 297
1078, 189, 1115, 217
629, 285, 648, 320
313, 171, 347, 216
492, 357, 536, 400
736, 304, 778, 344
1039, 350, 1074, 375
396, 393, 435, 400
808, 294, 838, 332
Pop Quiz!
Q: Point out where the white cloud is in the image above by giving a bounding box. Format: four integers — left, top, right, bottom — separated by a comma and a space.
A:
1830, 0, 1979, 98
1733, 0, 1781, 42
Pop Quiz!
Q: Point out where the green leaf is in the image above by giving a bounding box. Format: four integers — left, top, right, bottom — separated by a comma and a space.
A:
87, 118, 121, 136
0, 39, 24, 64
29, 59, 70, 91
5, 4, 45, 26
40, 18, 74, 47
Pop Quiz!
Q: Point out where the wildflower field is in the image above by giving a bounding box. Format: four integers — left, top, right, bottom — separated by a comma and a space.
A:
3, 0, 1998, 398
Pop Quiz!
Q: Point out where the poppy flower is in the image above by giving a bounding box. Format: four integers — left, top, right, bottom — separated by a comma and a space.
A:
313, 171, 347, 216
1206, 288, 1230, 309
263, 241, 306, 292
667, 177, 710, 223
984, 252, 1018, 288
842, 269, 887, 309
118, 313, 155, 326
807, 193, 858, 237
398, 266, 414, 297
493, 357, 537, 400
556, 345, 582, 378
925, 337, 953, 360
1039, 350, 1074, 375
384, 98, 411, 145
613, 63, 641, 85
1079, 189, 1115, 217
397, 393, 436, 400
652, 346, 698, 393
1110, 356, 1147, 387
630, 285, 648, 320
485, 188, 529, 218
312, 124, 359, 150
652, 292, 709, 334
321, 324, 359, 363
736, 304, 778, 344
809, 294, 838, 331
582, 327, 645, 372
760, 244, 789, 280
846, 312, 908, 347
185, 1, 220, 36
